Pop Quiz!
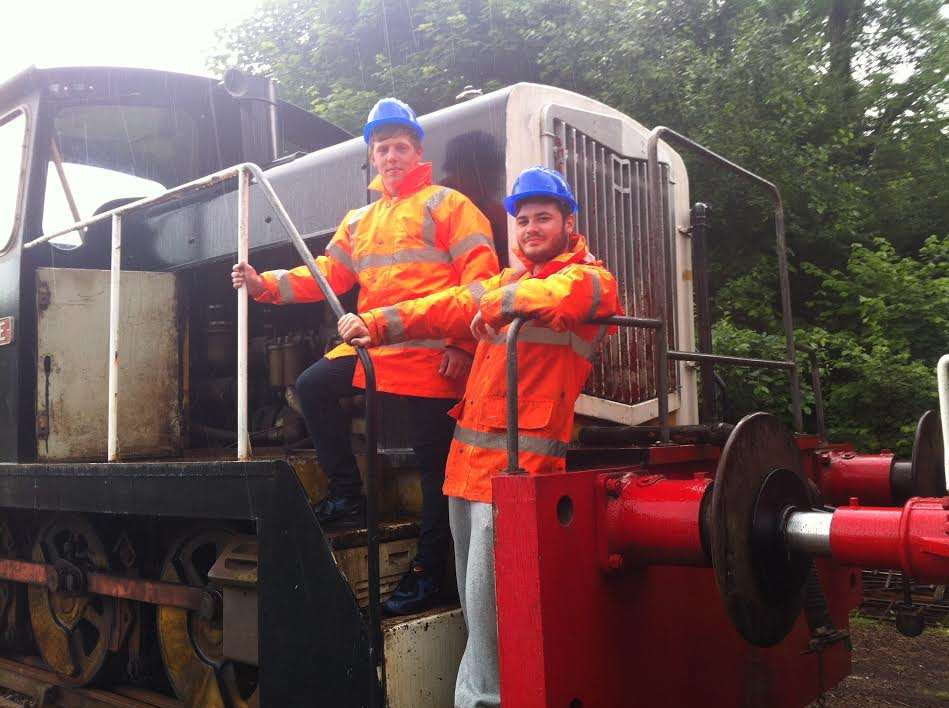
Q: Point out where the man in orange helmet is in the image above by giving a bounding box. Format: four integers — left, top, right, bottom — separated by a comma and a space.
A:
232, 98, 499, 615
339, 166, 622, 707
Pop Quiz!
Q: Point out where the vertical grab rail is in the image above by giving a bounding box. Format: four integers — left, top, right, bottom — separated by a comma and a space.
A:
239, 166, 385, 707
646, 127, 803, 432
938, 355, 949, 491
236, 168, 251, 459
505, 315, 666, 474
29, 162, 385, 708
106, 214, 122, 461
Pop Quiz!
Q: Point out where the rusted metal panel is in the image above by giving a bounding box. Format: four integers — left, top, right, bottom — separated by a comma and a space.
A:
35, 267, 180, 460
0, 556, 48, 585
335, 538, 418, 608
208, 537, 260, 665
549, 118, 679, 408
0, 556, 204, 610
383, 608, 466, 708
86, 573, 204, 611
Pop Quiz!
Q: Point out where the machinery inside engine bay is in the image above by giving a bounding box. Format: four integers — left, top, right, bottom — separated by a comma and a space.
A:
183, 249, 345, 454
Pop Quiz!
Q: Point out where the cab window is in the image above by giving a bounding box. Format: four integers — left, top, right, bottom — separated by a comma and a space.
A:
43, 104, 198, 249
0, 109, 28, 253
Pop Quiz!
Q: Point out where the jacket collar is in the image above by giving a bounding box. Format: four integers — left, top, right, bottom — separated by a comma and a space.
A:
368, 162, 432, 199
513, 233, 600, 279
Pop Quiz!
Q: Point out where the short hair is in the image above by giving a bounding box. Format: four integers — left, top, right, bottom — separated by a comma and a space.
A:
513, 197, 573, 219
369, 124, 422, 150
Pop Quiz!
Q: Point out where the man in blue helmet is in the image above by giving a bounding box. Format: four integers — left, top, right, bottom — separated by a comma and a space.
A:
339, 166, 622, 707
232, 98, 499, 615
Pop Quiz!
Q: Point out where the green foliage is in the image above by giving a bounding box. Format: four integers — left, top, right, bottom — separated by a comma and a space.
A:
212, 0, 949, 452
715, 237, 948, 454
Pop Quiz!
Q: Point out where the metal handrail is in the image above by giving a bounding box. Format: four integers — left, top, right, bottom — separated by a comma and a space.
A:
795, 343, 826, 441
26, 162, 385, 707
505, 315, 666, 473
646, 127, 803, 432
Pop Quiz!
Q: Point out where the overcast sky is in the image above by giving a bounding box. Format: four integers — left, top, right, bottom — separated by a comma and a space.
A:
0, 0, 263, 83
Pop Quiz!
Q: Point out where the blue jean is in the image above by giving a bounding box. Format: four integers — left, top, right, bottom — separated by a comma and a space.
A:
295, 354, 455, 573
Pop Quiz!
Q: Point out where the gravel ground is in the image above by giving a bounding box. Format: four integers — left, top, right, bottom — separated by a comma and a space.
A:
817, 616, 949, 707
0, 616, 944, 707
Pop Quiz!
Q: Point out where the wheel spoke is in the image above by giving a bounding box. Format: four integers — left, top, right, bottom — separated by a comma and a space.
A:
29, 514, 114, 686
158, 528, 258, 707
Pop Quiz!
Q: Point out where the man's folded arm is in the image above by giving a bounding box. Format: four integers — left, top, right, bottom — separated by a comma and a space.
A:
479, 265, 621, 331
363, 275, 503, 346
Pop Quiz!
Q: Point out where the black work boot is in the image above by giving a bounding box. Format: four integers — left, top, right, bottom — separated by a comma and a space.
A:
313, 494, 366, 529
382, 561, 442, 616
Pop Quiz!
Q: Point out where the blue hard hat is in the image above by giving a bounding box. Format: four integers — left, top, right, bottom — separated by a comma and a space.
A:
363, 97, 424, 144
504, 166, 579, 216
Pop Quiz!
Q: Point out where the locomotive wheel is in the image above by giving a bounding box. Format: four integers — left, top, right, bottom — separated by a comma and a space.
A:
157, 528, 259, 708
28, 514, 115, 685
0, 516, 23, 647
709, 412, 812, 648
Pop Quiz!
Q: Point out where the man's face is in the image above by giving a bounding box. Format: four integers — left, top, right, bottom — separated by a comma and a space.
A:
370, 132, 423, 194
514, 201, 574, 265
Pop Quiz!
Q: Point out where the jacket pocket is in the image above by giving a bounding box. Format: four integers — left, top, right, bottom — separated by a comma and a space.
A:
478, 396, 554, 431
447, 400, 465, 420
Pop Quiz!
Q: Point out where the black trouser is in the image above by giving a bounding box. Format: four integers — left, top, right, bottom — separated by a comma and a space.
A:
295, 355, 455, 574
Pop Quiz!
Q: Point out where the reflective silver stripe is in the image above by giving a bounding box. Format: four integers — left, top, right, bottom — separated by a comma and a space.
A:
449, 232, 493, 261
517, 326, 594, 359
326, 242, 355, 273
380, 306, 405, 341
347, 204, 370, 229
453, 424, 567, 458
426, 187, 451, 213
590, 324, 609, 360
422, 188, 451, 248
500, 284, 518, 317
467, 281, 486, 305
355, 247, 452, 272
480, 323, 595, 359
273, 270, 296, 304
378, 338, 447, 351
586, 269, 603, 321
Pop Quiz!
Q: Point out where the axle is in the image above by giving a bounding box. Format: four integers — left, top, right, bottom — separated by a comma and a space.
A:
0, 556, 207, 611
785, 499, 949, 584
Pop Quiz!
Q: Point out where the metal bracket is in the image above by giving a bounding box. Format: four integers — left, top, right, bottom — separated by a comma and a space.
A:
36, 281, 50, 310
35, 412, 49, 440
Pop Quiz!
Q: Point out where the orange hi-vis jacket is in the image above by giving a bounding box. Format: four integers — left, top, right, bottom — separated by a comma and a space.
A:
253, 162, 499, 399
360, 234, 622, 502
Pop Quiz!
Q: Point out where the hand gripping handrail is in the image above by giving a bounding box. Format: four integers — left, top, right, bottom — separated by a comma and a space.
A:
25, 163, 386, 708
505, 315, 666, 473
646, 127, 803, 432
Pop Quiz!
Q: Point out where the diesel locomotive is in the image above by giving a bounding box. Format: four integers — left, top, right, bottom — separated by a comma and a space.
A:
0, 65, 945, 707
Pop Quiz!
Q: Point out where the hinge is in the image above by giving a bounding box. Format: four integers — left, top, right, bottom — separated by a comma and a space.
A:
37, 281, 51, 310
36, 412, 49, 440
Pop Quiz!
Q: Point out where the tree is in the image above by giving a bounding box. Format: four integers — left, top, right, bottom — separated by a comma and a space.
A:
212, 0, 949, 451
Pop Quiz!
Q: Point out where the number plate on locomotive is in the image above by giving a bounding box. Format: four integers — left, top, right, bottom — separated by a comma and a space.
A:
0, 316, 13, 346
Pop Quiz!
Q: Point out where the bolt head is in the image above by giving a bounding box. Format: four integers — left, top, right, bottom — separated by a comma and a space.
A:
605, 479, 622, 497
607, 554, 624, 570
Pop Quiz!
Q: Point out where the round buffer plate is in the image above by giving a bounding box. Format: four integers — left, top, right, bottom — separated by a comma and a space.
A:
911, 410, 945, 499
710, 412, 812, 648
